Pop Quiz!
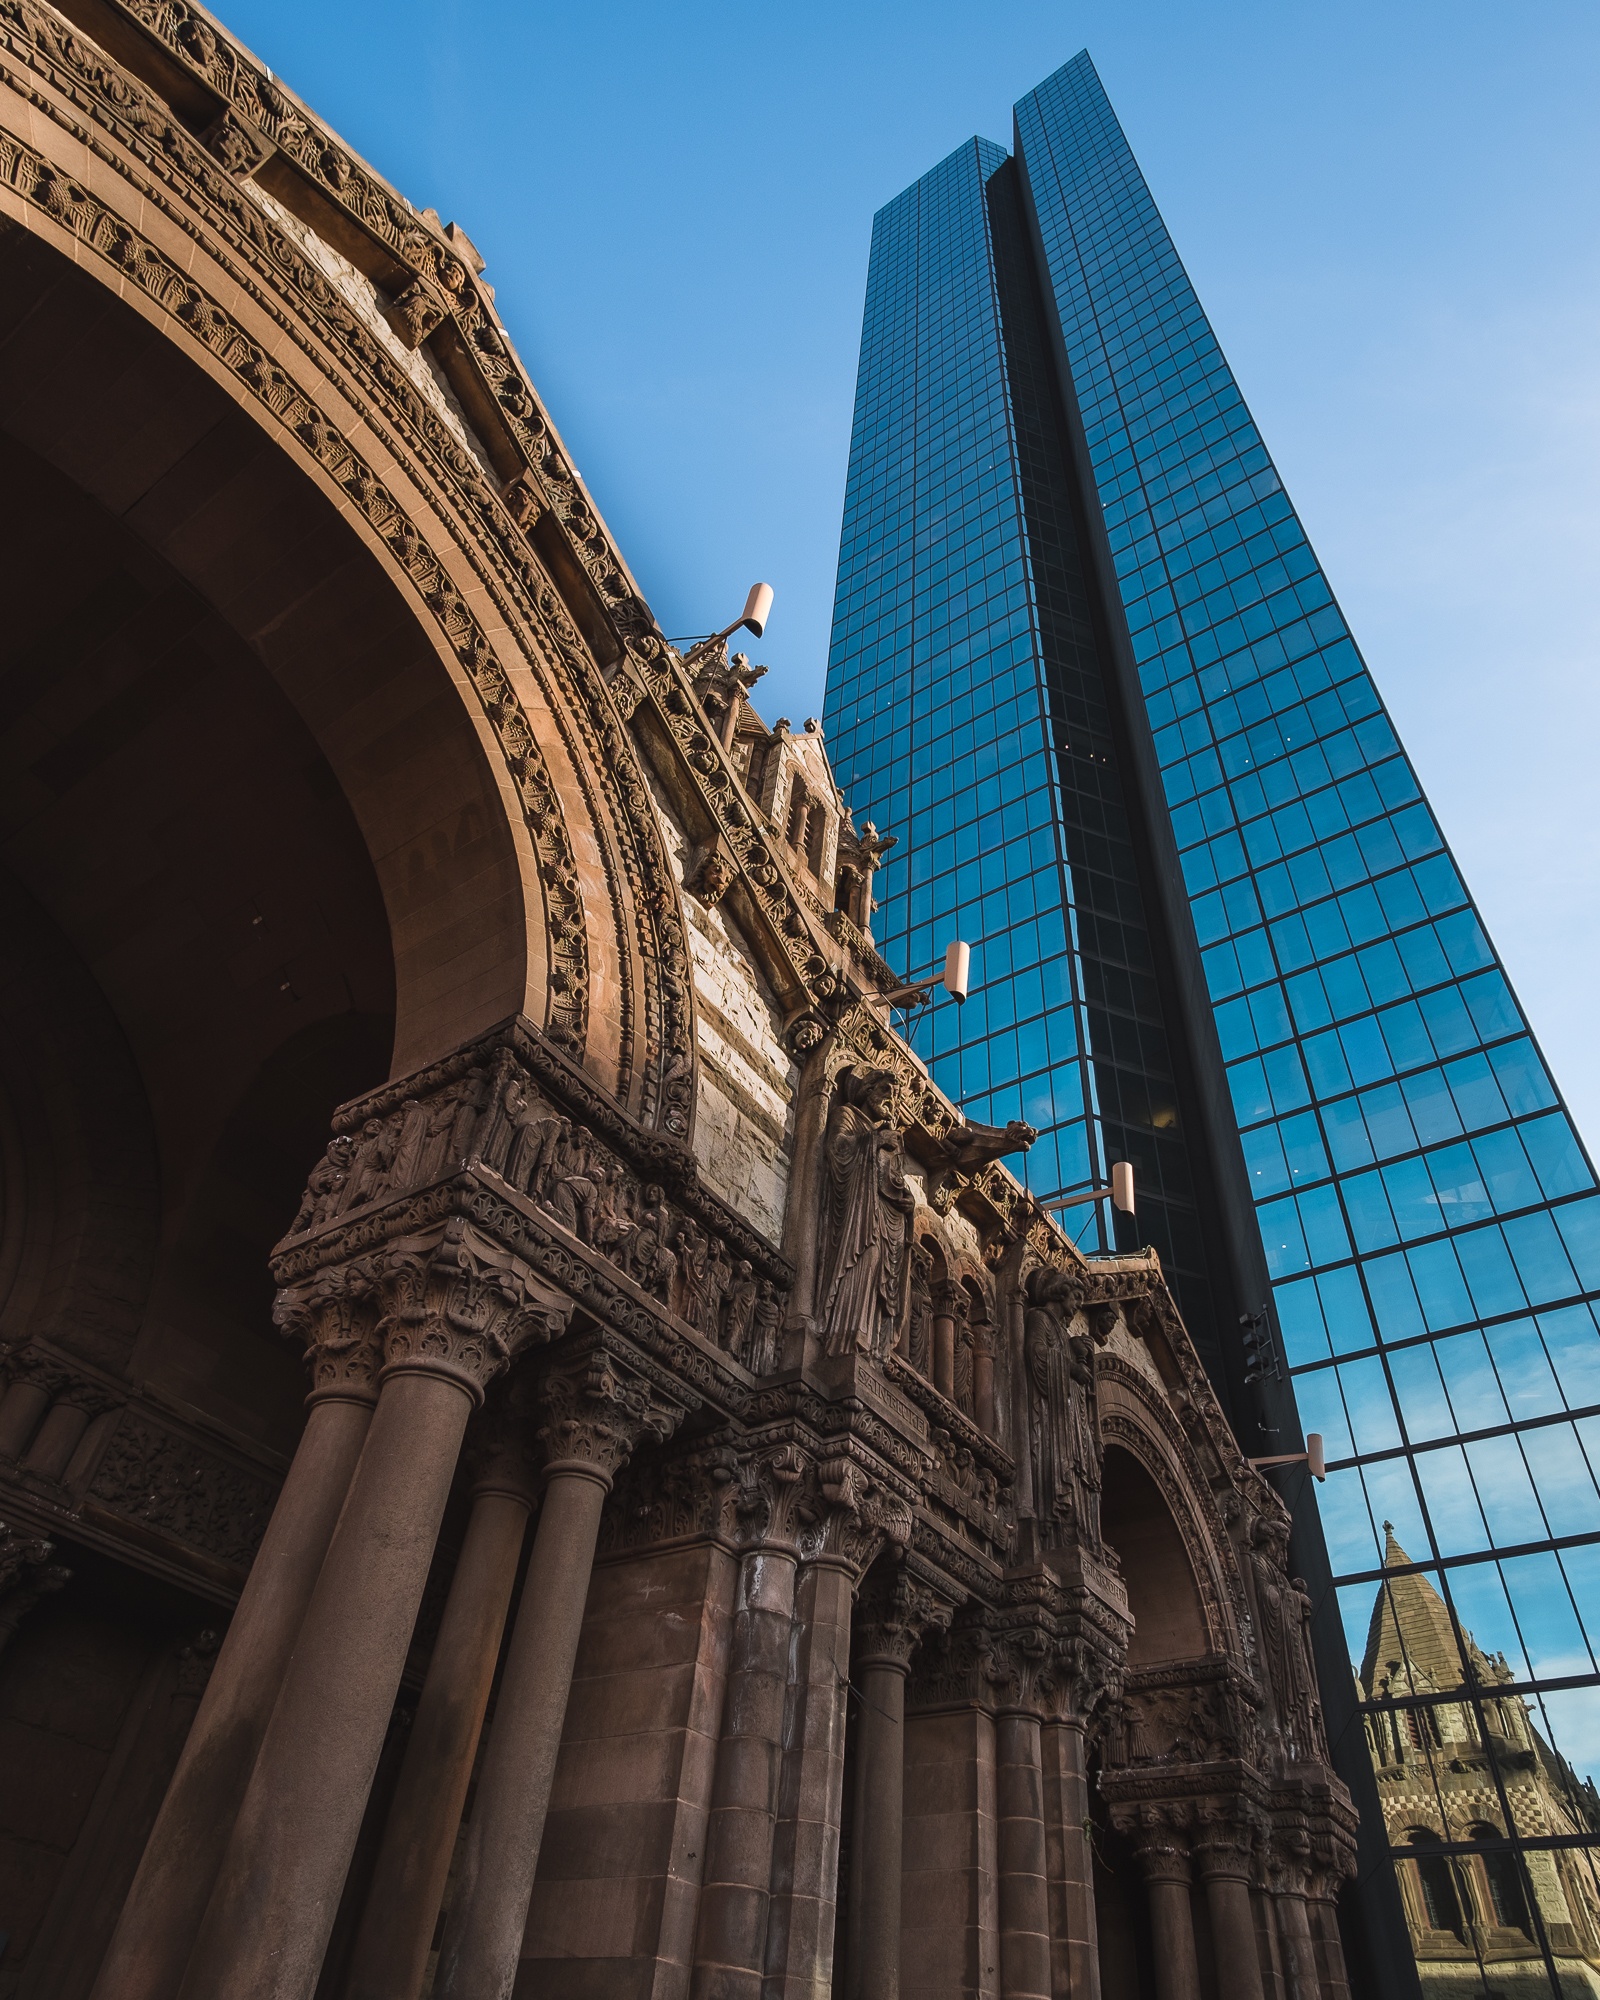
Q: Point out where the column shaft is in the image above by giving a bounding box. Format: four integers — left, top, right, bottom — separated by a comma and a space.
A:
1307, 1892, 1352, 2000
932, 1313, 956, 1402
1041, 1719, 1099, 2000
1147, 1874, 1202, 2000
996, 1712, 1051, 2000
691, 1546, 799, 2000
0, 1379, 50, 1458
92, 1391, 373, 2000
1275, 1886, 1320, 2000
177, 1369, 475, 2000
345, 1481, 532, 2000
433, 1463, 609, 2000
973, 1343, 995, 1436
845, 1660, 906, 2000
1203, 1870, 1266, 2000
762, 1561, 855, 2000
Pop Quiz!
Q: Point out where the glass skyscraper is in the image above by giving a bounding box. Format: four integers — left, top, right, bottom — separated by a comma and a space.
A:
824, 52, 1600, 1998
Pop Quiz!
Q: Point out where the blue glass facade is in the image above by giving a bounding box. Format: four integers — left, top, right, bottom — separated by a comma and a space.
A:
825, 51, 1600, 1996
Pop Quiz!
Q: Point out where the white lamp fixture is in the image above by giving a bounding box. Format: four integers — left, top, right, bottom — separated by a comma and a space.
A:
869, 939, 971, 1012
1036, 1161, 1136, 1216
1248, 1434, 1327, 1482
713, 581, 774, 645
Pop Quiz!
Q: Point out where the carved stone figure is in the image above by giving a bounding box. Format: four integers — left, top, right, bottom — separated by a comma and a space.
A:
510, 1109, 568, 1200
722, 1260, 757, 1355
673, 1217, 710, 1329
292, 1135, 353, 1233
704, 1236, 734, 1344
746, 1279, 783, 1374
1250, 1513, 1323, 1762
627, 1186, 678, 1301
817, 1068, 916, 1361
1024, 1265, 1103, 1550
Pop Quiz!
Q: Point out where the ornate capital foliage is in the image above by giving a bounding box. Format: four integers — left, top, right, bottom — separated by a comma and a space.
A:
852, 1558, 956, 1671
534, 1344, 690, 1485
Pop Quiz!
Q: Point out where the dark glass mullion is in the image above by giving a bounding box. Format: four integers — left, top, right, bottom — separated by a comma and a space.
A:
1337, 1527, 1600, 1589
1325, 1400, 1600, 1470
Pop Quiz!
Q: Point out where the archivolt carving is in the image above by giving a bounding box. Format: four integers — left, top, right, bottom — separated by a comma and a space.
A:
1100, 1400, 1241, 1659
0, 0, 700, 1126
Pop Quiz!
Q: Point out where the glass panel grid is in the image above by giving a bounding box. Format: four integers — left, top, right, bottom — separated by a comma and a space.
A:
1015, 51, 1600, 1990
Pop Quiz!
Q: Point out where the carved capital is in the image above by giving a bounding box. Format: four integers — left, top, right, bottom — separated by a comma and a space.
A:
798, 1454, 914, 1580
1193, 1801, 1263, 1884
733, 1440, 813, 1550
0, 1522, 70, 1655
932, 1279, 969, 1326
374, 1219, 570, 1402
463, 1373, 541, 1503
274, 1262, 382, 1405
1113, 1803, 1195, 1884
853, 1560, 955, 1672
536, 1348, 688, 1488
986, 1621, 1058, 1714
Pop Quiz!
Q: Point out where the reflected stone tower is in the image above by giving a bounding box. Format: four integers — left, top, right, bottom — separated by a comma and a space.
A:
824, 51, 1600, 1998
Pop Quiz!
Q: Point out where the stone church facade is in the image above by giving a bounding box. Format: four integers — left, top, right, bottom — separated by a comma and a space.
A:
0, 4, 1356, 1996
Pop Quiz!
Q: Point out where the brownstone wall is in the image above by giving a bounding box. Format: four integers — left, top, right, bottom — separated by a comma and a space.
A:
520, 1541, 737, 1997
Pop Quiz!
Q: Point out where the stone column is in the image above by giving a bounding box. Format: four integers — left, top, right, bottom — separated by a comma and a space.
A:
972, 1324, 996, 1436
1197, 1815, 1267, 2000
176, 1222, 556, 2000
844, 1563, 950, 2000
690, 1446, 809, 2000
931, 1281, 959, 1404
1128, 1811, 1203, 2000
1273, 1865, 1321, 2000
344, 1393, 538, 2000
23, 1379, 121, 1479
1041, 1717, 1100, 2000
1306, 1846, 1353, 2000
433, 1348, 685, 2000
762, 1556, 857, 2000
92, 1269, 380, 2000
989, 1626, 1060, 2000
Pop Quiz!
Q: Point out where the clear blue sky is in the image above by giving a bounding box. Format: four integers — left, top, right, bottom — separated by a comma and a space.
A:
223, 2, 1600, 1152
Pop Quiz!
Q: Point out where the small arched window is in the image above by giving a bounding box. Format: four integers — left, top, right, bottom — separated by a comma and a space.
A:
804, 801, 826, 874
1468, 1825, 1530, 1933
1406, 1830, 1464, 1938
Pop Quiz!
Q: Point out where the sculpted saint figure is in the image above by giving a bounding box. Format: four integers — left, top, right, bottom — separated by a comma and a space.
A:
1250, 1514, 1323, 1761
722, 1259, 757, 1355
1024, 1265, 1103, 1549
746, 1279, 783, 1373
817, 1067, 916, 1361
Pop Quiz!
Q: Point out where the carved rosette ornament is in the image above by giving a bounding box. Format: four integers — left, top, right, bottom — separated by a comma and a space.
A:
374, 1219, 571, 1402
535, 1348, 691, 1487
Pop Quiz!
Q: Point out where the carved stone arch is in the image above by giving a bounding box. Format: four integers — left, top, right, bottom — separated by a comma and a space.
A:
0, 1, 696, 1130
1097, 1367, 1248, 1668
